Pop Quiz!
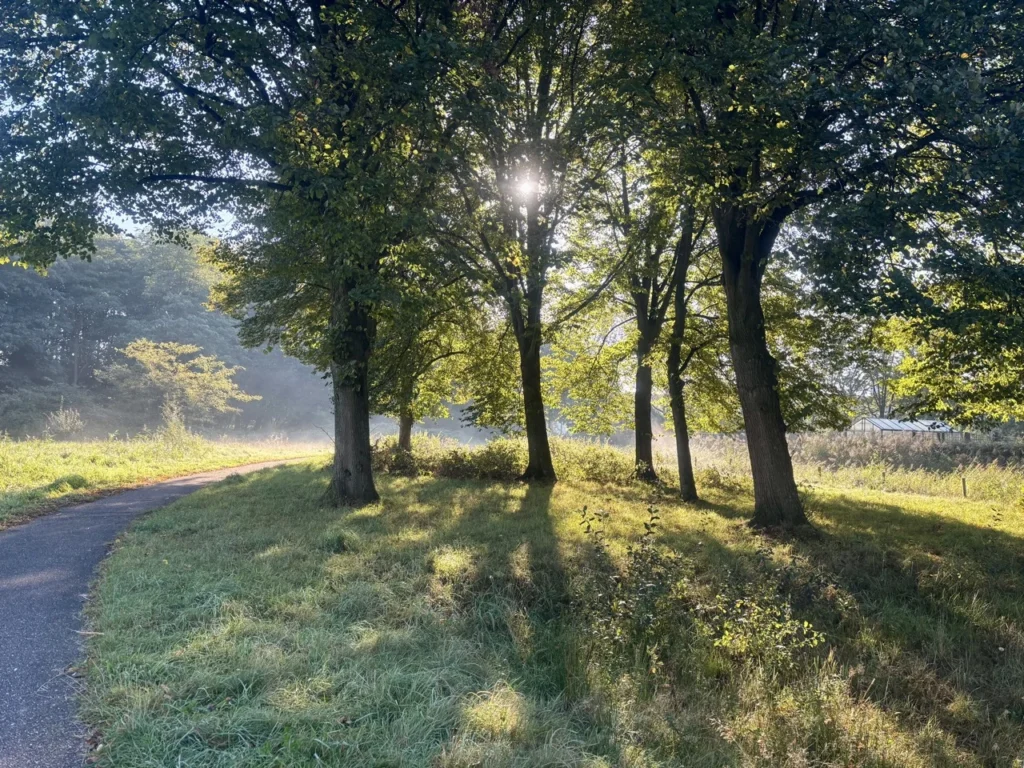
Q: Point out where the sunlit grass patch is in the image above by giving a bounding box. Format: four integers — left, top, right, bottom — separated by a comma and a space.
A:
82, 461, 1024, 766
0, 434, 322, 527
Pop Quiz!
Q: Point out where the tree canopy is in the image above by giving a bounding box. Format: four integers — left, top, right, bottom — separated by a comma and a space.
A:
2, 0, 1023, 528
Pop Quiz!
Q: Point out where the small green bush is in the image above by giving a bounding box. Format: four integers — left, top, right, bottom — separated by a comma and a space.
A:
576, 506, 824, 694
371, 440, 420, 476
695, 466, 742, 491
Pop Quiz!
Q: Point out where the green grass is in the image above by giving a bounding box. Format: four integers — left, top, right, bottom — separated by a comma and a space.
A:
0, 434, 323, 528
81, 455, 1024, 767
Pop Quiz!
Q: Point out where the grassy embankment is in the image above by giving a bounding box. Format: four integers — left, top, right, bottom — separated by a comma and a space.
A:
81, 436, 1024, 766
0, 432, 325, 528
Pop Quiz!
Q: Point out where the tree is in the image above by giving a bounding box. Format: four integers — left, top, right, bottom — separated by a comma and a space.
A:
433, 0, 611, 481
370, 265, 478, 452
800, 196, 1024, 427
598, 150, 697, 481
889, 310, 1024, 428
663, 205, 723, 499
615, 0, 1024, 527
1, 1, 457, 503
543, 303, 634, 438
97, 340, 258, 428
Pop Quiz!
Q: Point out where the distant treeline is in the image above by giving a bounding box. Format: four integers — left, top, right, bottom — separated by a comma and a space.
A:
0, 238, 330, 438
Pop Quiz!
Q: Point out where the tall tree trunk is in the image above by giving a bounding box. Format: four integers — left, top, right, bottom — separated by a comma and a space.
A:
634, 335, 658, 481
329, 282, 379, 505
667, 346, 698, 501
517, 324, 557, 481
667, 207, 698, 501
717, 212, 805, 527
398, 408, 414, 452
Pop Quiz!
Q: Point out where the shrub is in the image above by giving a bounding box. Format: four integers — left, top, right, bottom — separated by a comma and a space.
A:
451, 439, 523, 480
371, 440, 420, 476
372, 434, 672, 486
576, 506, 824, 694
44, 403, 85, 438
694, 466, 743, 491
156, 401, 204, 453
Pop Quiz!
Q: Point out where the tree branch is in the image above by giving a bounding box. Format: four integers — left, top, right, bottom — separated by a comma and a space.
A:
138, 174, 291, 191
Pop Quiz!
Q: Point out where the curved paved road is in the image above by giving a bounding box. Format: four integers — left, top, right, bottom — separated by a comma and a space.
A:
0, 460, 300, 768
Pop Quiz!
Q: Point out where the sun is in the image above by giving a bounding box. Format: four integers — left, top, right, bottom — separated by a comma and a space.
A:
515, 177, 537, 201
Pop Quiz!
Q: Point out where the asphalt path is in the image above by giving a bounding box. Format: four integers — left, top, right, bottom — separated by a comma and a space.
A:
0, 460, 300, 768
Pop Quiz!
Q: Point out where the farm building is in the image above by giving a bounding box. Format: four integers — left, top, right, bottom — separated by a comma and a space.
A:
848, 417, 966, 441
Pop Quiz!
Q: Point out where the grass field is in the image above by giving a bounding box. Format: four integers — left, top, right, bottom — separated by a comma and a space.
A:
81, 445, 1024, 767
0, 433, 324, 528
691, 432, 1024, 507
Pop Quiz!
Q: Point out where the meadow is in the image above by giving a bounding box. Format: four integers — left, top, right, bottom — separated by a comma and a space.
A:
80, 435, 1024, 767
0, 431, 324, 528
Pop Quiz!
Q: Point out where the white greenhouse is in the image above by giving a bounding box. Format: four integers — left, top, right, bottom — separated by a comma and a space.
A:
848, 417, 966, 441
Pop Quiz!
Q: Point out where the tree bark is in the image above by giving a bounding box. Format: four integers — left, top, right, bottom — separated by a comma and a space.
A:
398, 408, 414, 452
517, 324, 557, 481
716, 211, 806, 527
329, 282, 379, 505
666, 207, 698, 501
634, 335, 658, 482
667, 346, 698, 501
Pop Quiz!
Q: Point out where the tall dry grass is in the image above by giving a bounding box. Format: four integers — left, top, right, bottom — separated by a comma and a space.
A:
688, 432, 1024, 505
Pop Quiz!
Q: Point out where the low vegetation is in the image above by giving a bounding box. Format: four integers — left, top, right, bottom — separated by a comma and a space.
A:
372, 433, 1024, 508
0, 432, 322, 528
81, 439, 1024, 767
695, 433, 1024, 507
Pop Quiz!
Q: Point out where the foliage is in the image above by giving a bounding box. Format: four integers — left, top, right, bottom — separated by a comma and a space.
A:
543, 312, 634, 436
1, 0, 460, 502
546, 259, 859, 438
577, 506, 823, 686
890, 317, 1024, 427
374, 432, 1024, 508
368, 267, 486, 431
97, 340, 258, 428
598, 0, 1024, 524
763, 269, 858, 431
429, 0, 614, 479
0, 238, 330, 436
43, 401, 85, 438
453, 320, 524, 432
4, 1, 1022, 523
372, 435, 644, 486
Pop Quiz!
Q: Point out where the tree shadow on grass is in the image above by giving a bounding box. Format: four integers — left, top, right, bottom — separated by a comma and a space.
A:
561, 478, 753, 523
741, 491, 1024, 762
0, 475, 104, 526
361, 475, 1024, 764
284, 474, 614, 760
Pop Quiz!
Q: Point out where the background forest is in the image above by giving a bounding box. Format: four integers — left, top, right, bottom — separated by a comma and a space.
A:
0, 237, 332, 438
